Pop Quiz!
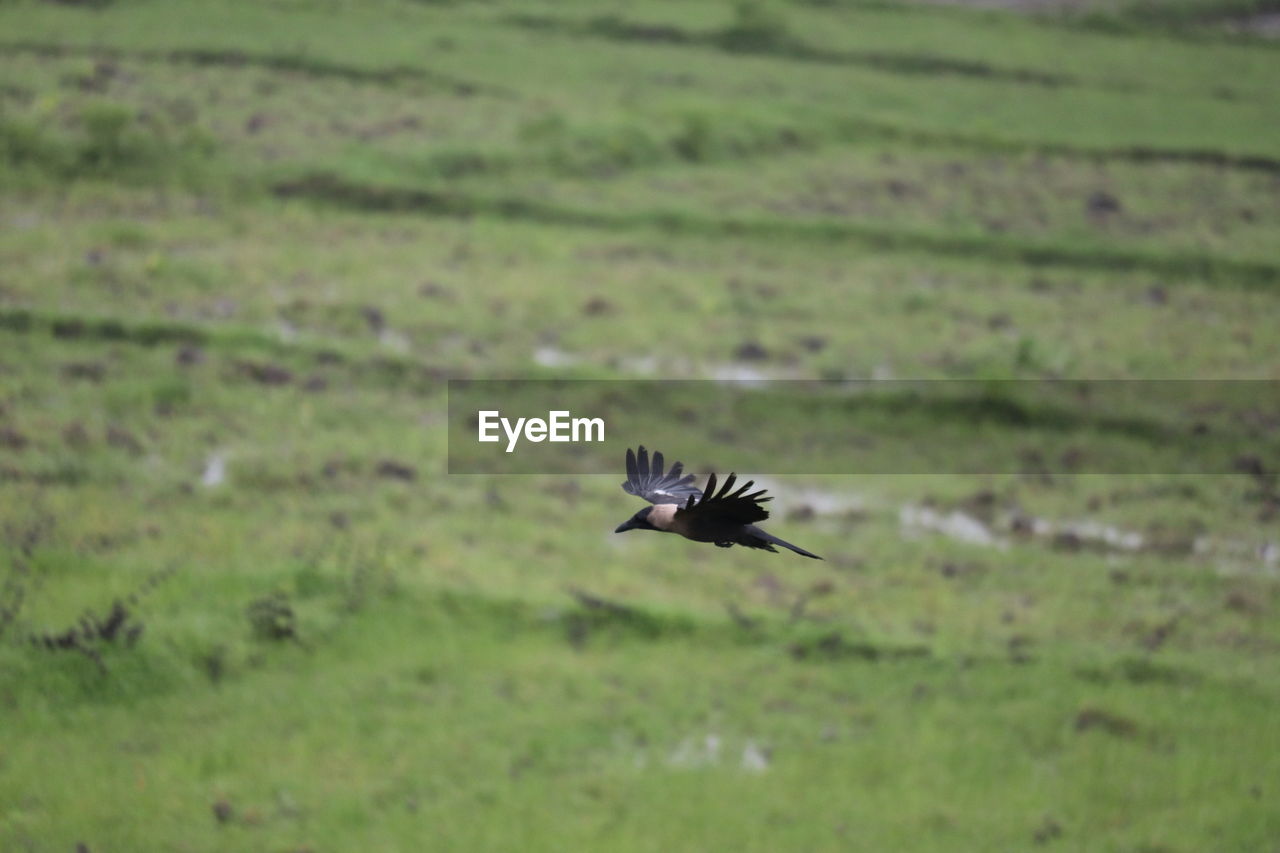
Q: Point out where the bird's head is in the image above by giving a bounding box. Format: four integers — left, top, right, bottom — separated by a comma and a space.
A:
614, 507, 656, 534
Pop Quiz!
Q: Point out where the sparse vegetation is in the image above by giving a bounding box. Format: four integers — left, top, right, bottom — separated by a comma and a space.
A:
0, 0, 1278, 850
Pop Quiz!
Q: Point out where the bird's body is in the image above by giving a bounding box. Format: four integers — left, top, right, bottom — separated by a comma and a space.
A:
614, 446, 822, 559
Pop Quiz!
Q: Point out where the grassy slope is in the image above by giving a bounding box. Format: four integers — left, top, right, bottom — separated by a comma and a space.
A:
1, 0, 1279, 850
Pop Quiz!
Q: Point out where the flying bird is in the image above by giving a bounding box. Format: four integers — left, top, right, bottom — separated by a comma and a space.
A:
614, 446, 822, 559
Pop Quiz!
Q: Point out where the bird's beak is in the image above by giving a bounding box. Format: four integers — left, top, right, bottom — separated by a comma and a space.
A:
614, 519, 636, 533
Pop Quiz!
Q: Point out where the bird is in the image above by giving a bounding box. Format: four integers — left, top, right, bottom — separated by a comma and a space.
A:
613, 446, 822, 559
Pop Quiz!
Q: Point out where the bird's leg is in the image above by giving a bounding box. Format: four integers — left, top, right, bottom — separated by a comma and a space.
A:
715, 541, 734, 548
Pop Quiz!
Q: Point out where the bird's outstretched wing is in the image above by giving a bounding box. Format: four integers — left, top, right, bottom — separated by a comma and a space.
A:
622, 446, 703, 506
676, 471, 771, 525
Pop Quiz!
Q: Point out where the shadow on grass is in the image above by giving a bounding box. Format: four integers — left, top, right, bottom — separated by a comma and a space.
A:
0, 40, 503, 97
506, 13, 1074, 88
1075, 656, 1203, 687
0, 308, 207, 346
788, 630, 931, 662
271, 172, 1280, 288
0, 307, 452, 399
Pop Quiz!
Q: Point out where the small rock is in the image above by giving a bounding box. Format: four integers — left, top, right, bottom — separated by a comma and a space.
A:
202, 452, 228, 488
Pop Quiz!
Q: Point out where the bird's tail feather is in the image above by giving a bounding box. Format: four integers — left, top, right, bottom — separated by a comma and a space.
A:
744, 526, 822, 560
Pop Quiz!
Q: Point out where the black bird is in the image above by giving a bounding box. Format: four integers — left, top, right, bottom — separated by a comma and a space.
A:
613, 446, 822, 559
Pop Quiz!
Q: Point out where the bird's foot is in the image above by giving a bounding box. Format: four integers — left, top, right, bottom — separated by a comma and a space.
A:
715, 541, 734, 549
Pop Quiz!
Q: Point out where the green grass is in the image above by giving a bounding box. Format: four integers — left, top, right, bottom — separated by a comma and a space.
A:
1, 0, 1278, 849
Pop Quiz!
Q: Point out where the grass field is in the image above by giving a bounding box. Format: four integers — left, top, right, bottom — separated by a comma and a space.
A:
2, 0, 1279, 850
